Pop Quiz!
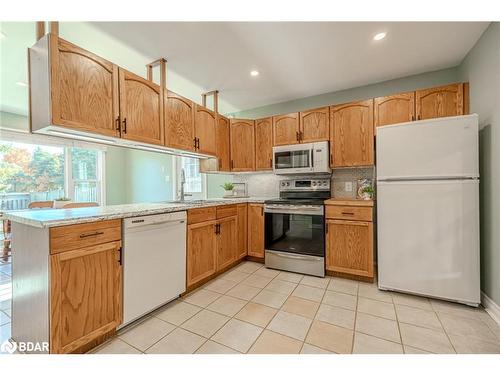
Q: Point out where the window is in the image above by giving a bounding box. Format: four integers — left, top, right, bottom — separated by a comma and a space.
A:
0, 139, 105, 210
175, 156, 206, 200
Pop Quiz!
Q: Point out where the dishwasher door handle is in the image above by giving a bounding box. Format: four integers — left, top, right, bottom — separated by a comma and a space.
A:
125, 219, 185, 230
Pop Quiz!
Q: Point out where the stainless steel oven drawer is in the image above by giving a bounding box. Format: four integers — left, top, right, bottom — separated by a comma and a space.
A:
265, 250, 325, 277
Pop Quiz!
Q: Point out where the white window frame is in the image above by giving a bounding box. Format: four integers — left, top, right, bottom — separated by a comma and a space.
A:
0, 129, 106, 205
174, 156, 207, 200
65, 148, 106, 205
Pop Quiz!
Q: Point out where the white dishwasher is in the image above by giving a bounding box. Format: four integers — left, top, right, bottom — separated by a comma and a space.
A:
121, 211, 186, 327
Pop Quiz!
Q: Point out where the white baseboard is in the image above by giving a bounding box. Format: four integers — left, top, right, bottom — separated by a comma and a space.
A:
481, 291, 500, 325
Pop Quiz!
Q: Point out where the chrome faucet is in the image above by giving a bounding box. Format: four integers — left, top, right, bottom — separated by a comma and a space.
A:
178, 168, 192, 201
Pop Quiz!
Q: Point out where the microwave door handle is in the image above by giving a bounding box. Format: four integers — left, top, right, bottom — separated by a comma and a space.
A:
311, 148, 314, 169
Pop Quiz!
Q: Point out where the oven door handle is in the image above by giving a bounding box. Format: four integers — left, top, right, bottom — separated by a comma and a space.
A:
270, 251, 323, 262
264, 206, 324, 216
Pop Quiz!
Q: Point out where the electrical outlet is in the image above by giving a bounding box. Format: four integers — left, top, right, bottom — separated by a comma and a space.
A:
345, 181, 353, 192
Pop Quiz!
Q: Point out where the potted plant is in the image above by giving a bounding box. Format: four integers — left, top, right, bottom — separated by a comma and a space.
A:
359, 185, 375, 200
53, 197, 72, 209
220, 182, 235, 198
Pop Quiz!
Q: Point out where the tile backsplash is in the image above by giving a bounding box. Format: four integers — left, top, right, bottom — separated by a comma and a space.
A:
231, 167, 375, 199
331, 167, 375, 199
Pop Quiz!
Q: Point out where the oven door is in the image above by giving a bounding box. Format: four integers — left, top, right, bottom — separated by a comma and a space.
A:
273, 145, 313, 174
264, 205, 325, 257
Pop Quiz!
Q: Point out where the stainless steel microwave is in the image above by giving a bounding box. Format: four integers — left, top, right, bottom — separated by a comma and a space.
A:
273, 141, 331, 175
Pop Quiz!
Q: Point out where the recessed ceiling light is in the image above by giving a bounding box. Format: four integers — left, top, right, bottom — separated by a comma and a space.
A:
373, 32, 387, 41
250, 70, 259, 77
16, 81, 28, 87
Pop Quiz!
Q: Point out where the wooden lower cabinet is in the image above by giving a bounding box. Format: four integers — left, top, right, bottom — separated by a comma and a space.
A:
187, 220, 218, 288
237, 204, 248, 259
50, 240, 122, 354
247, 203, 265, 258
216, 216, 237, 271
326, 219, 374, 279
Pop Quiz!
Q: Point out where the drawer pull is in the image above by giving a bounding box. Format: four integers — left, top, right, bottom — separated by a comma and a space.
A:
341, 211, 355, 215
79, 231, 104, 239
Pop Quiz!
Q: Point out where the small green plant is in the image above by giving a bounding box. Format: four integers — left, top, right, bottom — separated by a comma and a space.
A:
54, 197, 71, 201
361, 186, 374, 194
220, 182, 235, 191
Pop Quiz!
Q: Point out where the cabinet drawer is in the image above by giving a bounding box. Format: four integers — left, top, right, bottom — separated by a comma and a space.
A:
216, 204, 237, 219
188, 207, 216, 224
50, 219, 122, 254
325, 205, 373, 221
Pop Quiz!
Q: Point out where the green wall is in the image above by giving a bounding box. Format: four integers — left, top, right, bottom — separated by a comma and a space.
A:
458, 22, 500, 306
229, 67, 461, 119
104, 146, 128, 205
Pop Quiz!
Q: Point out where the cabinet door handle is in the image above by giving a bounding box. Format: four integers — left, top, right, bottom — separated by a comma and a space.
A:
122, 118, 127, 134
296, 131, 299, 142
231, 160, 234, 169
417, 114, 421, 120
115, 116, 121, 131
118, 247, 123, 265
79, 231, 104, 239
269, 158, 272, 168
193, 137, 197, 149
219, 158, 222, 169
196, 138, 200, 150
411, 115, 415, 121
299, 131, 303, 142
261, 206, 264, 216
341, 211, 355, 215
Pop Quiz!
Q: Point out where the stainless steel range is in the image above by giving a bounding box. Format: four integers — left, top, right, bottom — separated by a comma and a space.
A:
264, 178, 331, 277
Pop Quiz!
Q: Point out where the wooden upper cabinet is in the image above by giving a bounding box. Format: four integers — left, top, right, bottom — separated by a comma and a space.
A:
273, 112, 300, 146
416, 83, 466, 120
330, 100, 374, 167
247, 203, 265, 258
326, 219, 374, 279
299, 107, 330, 142
194, 104, 217, 156
216, 115, 231, 171
165, 91, 195, 151
230, 119, 255, 171
216, 216, 237, 271
187, 220, 217, 288
255, 117, 273, 170
50, 241, 122, 354
374, 92, 415, 127
118, 69, 163, 145
50, 36, 119, 137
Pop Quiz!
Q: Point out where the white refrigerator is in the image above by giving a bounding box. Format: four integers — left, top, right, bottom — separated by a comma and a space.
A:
376, 114, 480, 306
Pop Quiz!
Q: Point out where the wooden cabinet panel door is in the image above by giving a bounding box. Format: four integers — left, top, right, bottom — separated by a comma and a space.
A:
230, 119, 255, 171
416, 83, 465, 120
217, 115, 231, 171
237, 204, 248, 259
187, 221, 217, 287
217, 216, 237, 271
330, 100, 374, 167
255, 117, 273, 170
194, 105, 217, 156
273, 113, 300, 146
118, 69, 163, 145
50, 241, 122, 354
247, 204, 265, 258
374, 92, 415, 127
326, 220, 373, 278
299, 107, 329, 142
165, 91, 195, 151
50, 36, 119, 137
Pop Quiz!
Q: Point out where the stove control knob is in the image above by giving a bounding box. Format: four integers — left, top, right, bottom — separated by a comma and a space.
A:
286, 182, 291, 186
312, 182, 316, 186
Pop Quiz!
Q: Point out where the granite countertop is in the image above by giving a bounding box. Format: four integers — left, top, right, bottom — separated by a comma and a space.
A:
3, 197, 270, 228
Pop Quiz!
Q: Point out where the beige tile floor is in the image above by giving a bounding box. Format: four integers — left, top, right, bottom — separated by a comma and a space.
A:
89, 261, 500, 354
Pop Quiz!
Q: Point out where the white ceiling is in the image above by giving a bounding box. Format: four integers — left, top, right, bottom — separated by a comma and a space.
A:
93, 22, 489, 112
